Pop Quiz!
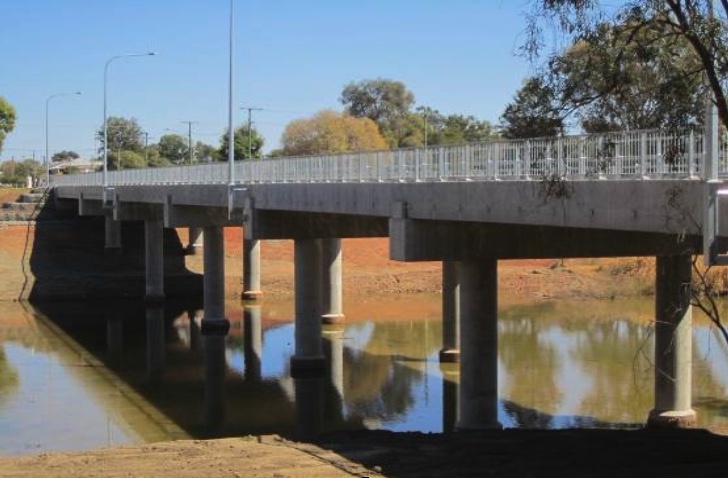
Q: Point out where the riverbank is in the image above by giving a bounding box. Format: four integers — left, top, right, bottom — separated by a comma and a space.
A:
3, 428, 728, 477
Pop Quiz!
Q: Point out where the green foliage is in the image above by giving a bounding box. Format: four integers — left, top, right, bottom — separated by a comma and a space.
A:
219, 125, 264, 161
549, 19, 704, 132
341, 78, 415, 148
0, 159, 43, 185
158, 133, 189, 164
417, 107, 497, 146
51, 150, 79, 163
281, 110, 388, 156
526, 0, 728, 131
144, 145, 171, 168
107, 150, 145, 170
194, 141, 218, 163
95, 116, 144, 153
0, 97, 17, 154
499, 77, 564, 138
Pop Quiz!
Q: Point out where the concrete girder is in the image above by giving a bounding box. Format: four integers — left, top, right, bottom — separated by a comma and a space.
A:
244, 210, 387, 240
113, 201, 163, 221
390, 218, 707, 261
164, 201, 240, 228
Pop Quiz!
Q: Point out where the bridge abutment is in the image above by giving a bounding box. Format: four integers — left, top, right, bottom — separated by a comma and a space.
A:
291, 238, 326, 375
456, 259, 502, 431
648, 254, 696, 428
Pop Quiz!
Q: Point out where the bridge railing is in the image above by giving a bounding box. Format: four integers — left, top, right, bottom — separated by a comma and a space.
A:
53, 127, 727, 187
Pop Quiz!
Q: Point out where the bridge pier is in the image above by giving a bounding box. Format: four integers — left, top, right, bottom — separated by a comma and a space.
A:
321, 238, 345, 324
440, 261, 460, 363
457, 259, 502, 431
104, 212, 122, 254
291, 238, 326, 375
648, 255, 696, 428
186, 227, 203, 255
144, 219, 165, 303
242, 238, 263, 301
201, 227, 230, 335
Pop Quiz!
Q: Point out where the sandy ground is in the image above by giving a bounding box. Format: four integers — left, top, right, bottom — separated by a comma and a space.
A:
0, 190, 715, 477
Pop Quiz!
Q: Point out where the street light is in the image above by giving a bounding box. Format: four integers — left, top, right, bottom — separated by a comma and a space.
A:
227, 0, 235, 186
103, 52, 156, 196
45, 91, 81, 186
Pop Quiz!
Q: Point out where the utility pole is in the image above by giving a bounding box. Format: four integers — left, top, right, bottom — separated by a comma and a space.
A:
180, 121, 197, 165
240, 107, 262, 159
143, 131, 150, 167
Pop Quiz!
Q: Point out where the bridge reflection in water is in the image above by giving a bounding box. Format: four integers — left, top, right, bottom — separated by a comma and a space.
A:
0, 295, 723, 453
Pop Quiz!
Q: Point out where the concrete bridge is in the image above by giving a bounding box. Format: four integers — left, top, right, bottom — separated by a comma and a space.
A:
52, 126, 728, 430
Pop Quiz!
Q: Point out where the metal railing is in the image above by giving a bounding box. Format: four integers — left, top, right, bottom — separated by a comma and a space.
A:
53, 127, 728, 187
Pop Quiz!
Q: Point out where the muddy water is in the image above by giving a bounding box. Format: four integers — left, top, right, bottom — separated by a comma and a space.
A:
1, 296, 728, 455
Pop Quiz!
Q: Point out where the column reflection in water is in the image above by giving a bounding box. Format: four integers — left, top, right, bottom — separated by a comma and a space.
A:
323, 326, 345, 427
188, 309, 202, 353
243, 305, 262, 382
106, 314, 124, 366
203, 335, 227, 433
294, 375, 324, 439
146, 306, 165, 384
440, 362, 460, 433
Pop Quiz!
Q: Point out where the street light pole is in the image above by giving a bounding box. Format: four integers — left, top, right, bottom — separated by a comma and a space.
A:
45, 91, 81, 186
227, 0, 235, 186
240, 107, 262, 159
103, 52, 156, 196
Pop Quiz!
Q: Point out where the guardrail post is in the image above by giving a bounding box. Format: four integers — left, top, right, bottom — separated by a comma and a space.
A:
415, 148, 421, 182
465, 145, 472, 181
640, 132, 648, 179
493, 143, 500, 180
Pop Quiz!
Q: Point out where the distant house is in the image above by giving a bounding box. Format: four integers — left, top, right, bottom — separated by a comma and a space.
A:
50, 158, 102, 175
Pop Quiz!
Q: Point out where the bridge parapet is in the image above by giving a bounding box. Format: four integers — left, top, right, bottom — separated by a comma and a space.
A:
53, 128, 727, 187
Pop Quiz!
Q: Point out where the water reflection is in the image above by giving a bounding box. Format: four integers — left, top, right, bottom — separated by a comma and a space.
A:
5, 296, 728, 455
0, 303, 184, 455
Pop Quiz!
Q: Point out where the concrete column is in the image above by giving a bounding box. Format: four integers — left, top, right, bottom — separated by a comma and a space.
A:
104, 212, 122, 252
146, 306, 165, 384
242, 238, 263, 301
186, 227, 203, 255
456, 259, 502, 430
243, 305, 263, 382
201, 227, 230, 335
440, 261, 461, 363
291, 238, 325, 375
203, 335, 227, 433
144, 219, 165, 303
321, 238, 345, 324
648, 255, 696, 428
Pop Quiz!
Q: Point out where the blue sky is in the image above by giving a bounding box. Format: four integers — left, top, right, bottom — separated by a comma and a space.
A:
1, 0, 537, 160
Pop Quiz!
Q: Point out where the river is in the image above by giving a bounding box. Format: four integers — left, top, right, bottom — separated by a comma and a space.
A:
1, 295, 727, 455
